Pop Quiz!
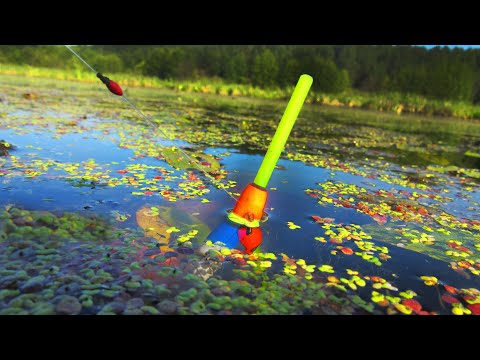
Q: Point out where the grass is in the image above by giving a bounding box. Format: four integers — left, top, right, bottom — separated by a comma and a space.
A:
2, 63, 480, 120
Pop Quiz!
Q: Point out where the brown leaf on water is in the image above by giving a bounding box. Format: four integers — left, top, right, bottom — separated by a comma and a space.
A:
136, 206, 173, 252
23, 92, 39, 100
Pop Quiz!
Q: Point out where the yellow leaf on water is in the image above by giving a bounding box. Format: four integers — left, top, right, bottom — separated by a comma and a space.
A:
420, 276, 438, 286
287, 221, 301, 230
394, 303, 412, 315
221, 248, 232, 256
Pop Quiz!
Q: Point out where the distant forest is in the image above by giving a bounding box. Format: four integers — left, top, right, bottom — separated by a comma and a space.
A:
2, 45, 480, 103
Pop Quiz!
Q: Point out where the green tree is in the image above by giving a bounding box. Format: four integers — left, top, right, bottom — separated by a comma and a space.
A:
309, 58, 349, 93
144, 47, 186, 79
282, 58, 302, 86
225, 52, 248, 83
252, 49, 279, 87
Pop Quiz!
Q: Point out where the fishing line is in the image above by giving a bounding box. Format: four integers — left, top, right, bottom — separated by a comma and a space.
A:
64, 45, 238, 202
65, 45, 98, 73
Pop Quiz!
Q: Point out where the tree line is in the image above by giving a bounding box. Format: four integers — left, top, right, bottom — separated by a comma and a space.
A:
2, 45, 480, 103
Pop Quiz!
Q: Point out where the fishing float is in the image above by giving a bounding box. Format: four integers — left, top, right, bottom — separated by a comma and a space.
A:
206, 74, 313, 253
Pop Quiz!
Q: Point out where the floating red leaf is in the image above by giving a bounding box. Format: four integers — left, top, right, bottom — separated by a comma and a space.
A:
341, 247, 354, 255
312, 216, 335, 223
457, 261, 471, 269
117, 170, 127, 174
444, 284, 458, 294
402, 299, 422, 312
416, 310, 430, 315
417, 207, 429, 215
447, 241, 457, 249
467, 303, 480, 315
330, 237, 343, 244
144, 191, 154, 195
377, 299, 389, 307
464, 295, 477, 303
457, 246, 472, 253
447, 241, 472, 254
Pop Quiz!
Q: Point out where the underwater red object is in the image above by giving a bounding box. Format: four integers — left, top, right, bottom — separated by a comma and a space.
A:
136, 268, 162, 281
402, 299, 422, 312
238, 227, 262, 254
373, 214, 387, 225
231, 256, 247, 266
441, 294, 460, 304
160, 257, 179, 267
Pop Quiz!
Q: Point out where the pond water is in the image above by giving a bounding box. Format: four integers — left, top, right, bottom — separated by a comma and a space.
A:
1, 75, 480, 315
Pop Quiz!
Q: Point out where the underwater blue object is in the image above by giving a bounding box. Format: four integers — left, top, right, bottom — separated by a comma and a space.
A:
207, 220, 241, 249
206, 219, 263, 253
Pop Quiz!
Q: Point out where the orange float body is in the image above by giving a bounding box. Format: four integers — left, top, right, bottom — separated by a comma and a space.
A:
232, 183, 268, 221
